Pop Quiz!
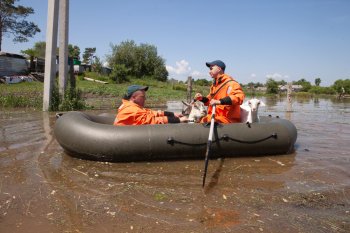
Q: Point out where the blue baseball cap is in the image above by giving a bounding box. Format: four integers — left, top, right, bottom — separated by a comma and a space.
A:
126, 85, 148, 98
206, 60, 226, 71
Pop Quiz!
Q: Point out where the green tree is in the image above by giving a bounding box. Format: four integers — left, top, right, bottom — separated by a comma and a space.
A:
108, 40, 137, 72
247, 82, 255, 89
309, 86, 336, 95
194, 78, 211, 86
92, 56, 102, 73
111, 63, 130, 83
68, 44, 80, 60
21, 41, 46, 57
294, 78, 312, 92
266, 78, 279, 94
277, 79, 287, 86
245, 82, 264, 89
22, 42, 80, 59
107, 40, 168, 81
0, 0, 40, 51
332, 79, 350, 94
82, 47, 96, 64
152, 56, 168, 81
315, 78, 321, 86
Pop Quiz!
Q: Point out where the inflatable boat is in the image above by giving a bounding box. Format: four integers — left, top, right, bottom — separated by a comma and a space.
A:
54, 111, 297, 162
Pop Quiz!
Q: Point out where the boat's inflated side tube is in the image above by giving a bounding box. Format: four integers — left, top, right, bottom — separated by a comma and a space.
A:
54, 112, 297, 162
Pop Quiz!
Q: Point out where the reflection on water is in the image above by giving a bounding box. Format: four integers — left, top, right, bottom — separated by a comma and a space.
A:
0, 97, 349, 233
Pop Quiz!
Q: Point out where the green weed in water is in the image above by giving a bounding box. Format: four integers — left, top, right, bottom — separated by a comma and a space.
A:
154, 192, 167, 201
50, 84, 90, 111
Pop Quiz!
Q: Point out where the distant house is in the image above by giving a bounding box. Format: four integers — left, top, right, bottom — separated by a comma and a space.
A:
256, 86, 267, 92
0, 52, 33, 84
28, 56, 45, 73
0, 52, 28, 77
279, 85, 303, 92
80, 63, 91, 72
101, 66, 112, 76
168, 78, 179, 84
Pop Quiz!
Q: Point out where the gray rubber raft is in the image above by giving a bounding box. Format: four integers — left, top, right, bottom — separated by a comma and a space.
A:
54, 111, 297, 162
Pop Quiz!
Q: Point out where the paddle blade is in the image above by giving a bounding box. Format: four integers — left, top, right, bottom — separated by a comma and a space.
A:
202, 140, 212, 187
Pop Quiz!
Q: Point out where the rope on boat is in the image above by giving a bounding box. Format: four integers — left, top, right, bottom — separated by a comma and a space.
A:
220, 133, 277, 144
167, 133, 277, 146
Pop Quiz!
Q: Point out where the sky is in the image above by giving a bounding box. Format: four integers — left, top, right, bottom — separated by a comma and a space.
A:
2, 0, 350, 86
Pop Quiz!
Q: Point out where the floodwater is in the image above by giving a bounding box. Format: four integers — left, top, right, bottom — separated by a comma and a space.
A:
0, 97, 349, 233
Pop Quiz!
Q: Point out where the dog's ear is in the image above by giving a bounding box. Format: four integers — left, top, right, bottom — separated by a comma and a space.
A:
259, 101, 266, 107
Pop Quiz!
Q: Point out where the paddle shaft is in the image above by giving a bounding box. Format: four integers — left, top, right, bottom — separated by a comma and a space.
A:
202, 104, 216, 187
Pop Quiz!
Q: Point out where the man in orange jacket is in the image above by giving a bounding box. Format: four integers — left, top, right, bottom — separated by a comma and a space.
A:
195, 60, 245, 123
114, 85, 188, 125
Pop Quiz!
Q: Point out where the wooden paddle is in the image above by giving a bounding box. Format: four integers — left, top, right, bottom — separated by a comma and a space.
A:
202, 104, 216, 187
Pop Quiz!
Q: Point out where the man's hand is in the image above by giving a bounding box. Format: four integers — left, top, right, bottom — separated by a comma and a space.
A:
210, 99, 221, 106
179, 116, 188, 123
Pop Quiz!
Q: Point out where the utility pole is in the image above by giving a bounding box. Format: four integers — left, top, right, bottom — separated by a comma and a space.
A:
59, 0, 69, 99
43, 0, 59, 111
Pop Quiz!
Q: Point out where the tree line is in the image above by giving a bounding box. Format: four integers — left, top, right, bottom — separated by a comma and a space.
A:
262, 78, 350, 95
15, 40, 350, 96
18, 39, 350, 95
20, 40, 169, 82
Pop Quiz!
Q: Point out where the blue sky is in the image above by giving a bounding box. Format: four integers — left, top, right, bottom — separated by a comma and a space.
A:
2, 0, 350, 86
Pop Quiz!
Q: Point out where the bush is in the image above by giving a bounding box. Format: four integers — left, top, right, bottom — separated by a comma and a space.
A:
332, 79, 350, 94
59, 88, 87, 111
50, 84, 89, 111
309, 86, 336, 95
172, 84, 187, 91
266, 78, 279, 94
194, 79, 211, 86
110, 64, 130, 83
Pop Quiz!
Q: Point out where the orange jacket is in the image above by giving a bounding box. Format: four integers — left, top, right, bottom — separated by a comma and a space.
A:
201, 74, 245, 124
114, 99, 168, 125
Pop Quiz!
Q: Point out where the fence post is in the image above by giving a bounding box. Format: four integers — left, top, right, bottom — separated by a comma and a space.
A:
286, 83, 293, 112
187, 76, 192, 103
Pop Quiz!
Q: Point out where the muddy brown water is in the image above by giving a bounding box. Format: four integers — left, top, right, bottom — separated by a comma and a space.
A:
0, 97, 349, 233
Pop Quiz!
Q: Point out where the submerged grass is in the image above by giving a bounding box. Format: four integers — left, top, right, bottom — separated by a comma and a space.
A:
1, 77, 340, 111
0, 82, 43, 109
0, 77, 210, 110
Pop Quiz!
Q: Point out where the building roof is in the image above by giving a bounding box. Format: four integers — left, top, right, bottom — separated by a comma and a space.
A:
0, 52, 26, 59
